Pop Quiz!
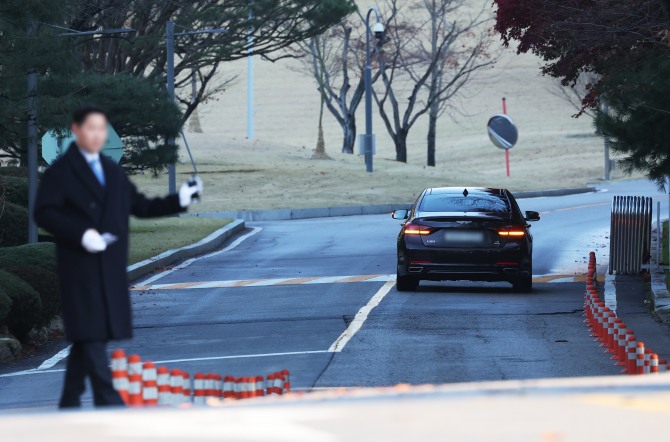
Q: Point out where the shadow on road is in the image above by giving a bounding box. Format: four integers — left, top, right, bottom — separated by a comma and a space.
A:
406, 282, 555, 296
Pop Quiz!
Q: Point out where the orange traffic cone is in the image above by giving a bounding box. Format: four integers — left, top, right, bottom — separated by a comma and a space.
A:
127, 354, 143, 407
142, 361, 158, 406
157, 366, 171, 405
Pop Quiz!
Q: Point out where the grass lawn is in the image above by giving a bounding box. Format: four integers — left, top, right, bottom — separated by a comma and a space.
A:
128, 217, 232, 264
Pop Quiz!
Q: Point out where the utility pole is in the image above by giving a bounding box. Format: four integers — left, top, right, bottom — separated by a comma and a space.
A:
164, 20, 227, 194
166, 20, 177, 194
26, 19, 39, 244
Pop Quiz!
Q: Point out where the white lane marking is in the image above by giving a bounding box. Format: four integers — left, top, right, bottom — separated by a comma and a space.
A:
0, 368, 66, 378
135, 227, 263, 287
35, 345, 71, 370
328, 280, 396, 353
303, 276, 350, 285
196, 280, 245, 289
0, 350, 329, 378
245, 278, 293, 287
152, 350, 328, 365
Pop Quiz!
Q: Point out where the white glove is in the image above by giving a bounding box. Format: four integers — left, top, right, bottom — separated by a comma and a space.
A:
81, 229, 107, 253
179, 176, 204, 208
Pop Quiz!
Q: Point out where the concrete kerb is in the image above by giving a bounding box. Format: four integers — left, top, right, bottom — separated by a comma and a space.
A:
649, 223, 670, 313
189, 187, 596, 222
126, 219, 246, 282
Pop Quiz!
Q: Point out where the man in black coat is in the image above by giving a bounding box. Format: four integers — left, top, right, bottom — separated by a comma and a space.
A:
34, 105, 203, 408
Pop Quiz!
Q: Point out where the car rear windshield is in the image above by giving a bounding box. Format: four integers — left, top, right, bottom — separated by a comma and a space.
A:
420, 194, 510, 214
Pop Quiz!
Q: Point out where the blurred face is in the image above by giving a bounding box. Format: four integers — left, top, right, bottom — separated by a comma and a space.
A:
71, 113, 108, 154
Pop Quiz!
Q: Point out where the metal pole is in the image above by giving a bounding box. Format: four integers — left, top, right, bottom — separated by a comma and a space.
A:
166, 20, 177, 194
657, 201, 661, 266
26, 19, 39, 244
364, 9, 375, 174
602, 101, 611, 181
247, 11, 254, 140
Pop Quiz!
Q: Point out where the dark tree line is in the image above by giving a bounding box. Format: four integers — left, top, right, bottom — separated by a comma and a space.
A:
0, 0, 355, 173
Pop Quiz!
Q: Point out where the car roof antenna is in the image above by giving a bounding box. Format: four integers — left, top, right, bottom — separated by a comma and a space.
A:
463, 188, 469, 197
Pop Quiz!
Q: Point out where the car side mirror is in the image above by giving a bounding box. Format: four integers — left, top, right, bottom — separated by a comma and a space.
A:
392, 209, 409, 220
525, 211, 540, 222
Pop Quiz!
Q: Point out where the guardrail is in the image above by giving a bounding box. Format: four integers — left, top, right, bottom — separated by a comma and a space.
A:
609, 196, 653, 274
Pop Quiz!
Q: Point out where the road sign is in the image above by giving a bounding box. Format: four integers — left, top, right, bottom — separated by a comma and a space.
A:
487, 114, 518, 150
41, 124, 124, 165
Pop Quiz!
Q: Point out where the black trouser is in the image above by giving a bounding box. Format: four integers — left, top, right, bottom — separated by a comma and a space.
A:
59, 341, 125, 408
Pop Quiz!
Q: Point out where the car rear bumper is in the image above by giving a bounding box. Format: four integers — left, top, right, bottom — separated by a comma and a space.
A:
398, 263, 530, 282
398, 246, 531, 282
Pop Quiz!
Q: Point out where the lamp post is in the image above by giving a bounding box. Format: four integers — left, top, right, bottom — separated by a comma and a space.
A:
363, 8, 384, 174
165, 20, 227, 194
25, 24, 135, 244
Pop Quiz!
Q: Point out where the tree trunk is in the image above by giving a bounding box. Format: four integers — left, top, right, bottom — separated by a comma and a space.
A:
188, 70, 203, 133
427, 107, 438, 167
342, 115, 356, 154
311, 96, 331, 160
395, 132, 408, 163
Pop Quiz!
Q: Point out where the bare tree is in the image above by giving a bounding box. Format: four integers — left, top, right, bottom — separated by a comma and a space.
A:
375, 0, 495, 163
65, 0, 356, 126
310, 37, 332, 159
292, 21, 368, 154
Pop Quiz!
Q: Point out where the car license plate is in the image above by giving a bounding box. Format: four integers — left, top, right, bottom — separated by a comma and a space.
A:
444, 231, 485, 243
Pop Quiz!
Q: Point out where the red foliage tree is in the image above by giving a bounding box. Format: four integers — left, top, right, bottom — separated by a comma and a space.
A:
493, 0, 670, 107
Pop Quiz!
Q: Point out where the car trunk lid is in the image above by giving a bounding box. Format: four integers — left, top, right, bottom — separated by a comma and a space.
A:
413, 212, 510, 248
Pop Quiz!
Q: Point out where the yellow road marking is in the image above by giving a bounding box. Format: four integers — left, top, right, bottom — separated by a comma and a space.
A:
130, 273, 597, 291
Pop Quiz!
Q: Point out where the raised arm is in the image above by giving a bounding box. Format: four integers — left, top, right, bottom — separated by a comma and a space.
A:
128, 177, 186, 219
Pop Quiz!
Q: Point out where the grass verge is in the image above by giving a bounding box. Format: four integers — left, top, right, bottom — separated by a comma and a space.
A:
129, 217, 232, 264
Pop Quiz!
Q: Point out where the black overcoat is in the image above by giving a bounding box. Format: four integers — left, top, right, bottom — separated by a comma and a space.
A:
34, 144, 184, 342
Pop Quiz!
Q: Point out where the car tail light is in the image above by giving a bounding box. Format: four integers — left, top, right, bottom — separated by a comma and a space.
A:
404, 223, 434, 236
498, 227, 525, 237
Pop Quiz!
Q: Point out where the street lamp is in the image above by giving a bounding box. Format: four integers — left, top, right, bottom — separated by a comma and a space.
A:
363, 8, 384, 173
165, 20, 227, 194
26, 24, 135, 244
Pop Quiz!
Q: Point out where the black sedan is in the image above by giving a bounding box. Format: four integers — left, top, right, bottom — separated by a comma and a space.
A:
392, 187, 540, 292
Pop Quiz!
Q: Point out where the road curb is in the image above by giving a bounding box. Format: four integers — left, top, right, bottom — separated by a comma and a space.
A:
513, 187, 595, 199
649, 224, 670, 312
190, 187, 597, 222
126, 219, 246, 282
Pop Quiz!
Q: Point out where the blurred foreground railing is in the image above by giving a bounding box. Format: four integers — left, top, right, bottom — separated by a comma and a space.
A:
609, 196, 653, 274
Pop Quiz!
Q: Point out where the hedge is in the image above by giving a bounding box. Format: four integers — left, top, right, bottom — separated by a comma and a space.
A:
0, 270, 42, 341
0, 243, 57, 272
0, 286, 11, 328
0, 202, 29, 247
0, 167, 28, 178
1, 176, 29, 208
8, 267, 60, 327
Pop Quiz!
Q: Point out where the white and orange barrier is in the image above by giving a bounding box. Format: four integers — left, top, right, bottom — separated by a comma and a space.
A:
109, 350, 292, 407
584, 252, 669, 375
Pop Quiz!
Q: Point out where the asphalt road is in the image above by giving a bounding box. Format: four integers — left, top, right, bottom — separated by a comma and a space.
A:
0, 179, 668, 411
